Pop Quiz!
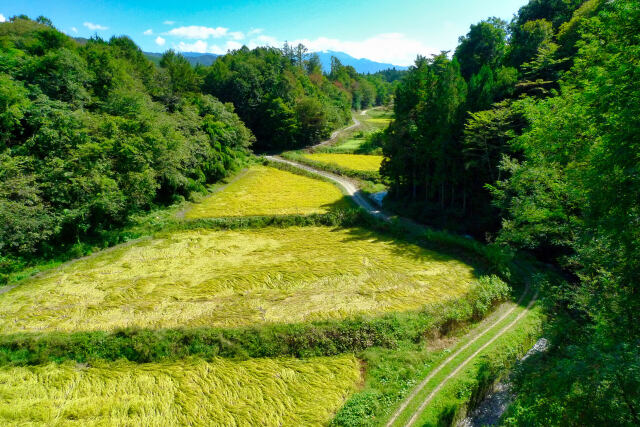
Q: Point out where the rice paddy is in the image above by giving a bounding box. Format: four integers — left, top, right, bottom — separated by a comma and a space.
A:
301, 153, 383, 172
366, 117, 392, 125
185, 165, 349, 219
0, 226, 475, 333
0, 355, 361, 426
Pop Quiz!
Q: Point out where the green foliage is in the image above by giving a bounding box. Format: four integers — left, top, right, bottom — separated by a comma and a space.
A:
381, 53, 469, 228
491, 1, 640, 424
455, 18, 508, 80
0, 17, 253, 261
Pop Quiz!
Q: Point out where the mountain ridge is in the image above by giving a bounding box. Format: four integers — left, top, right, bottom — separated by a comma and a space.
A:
143, 50, 408, 73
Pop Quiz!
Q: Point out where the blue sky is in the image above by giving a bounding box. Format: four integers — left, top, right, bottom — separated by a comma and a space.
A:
0, 0, 527, 65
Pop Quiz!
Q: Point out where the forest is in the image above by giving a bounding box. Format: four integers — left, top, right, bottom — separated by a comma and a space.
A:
381, 0, 640, 424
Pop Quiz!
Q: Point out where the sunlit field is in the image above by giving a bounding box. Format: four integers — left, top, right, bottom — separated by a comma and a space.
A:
0, 226, 475, 333
366, 117, 392, 125
185, 165, 349, 219
0, 355, 361, 426
333, 138, 366, 152
301, 153, 383, 172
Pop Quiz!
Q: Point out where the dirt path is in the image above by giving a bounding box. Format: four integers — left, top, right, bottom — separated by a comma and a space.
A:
401, 291, 538, 427
384, 287, 532, 427
265, 154, 539, 427
312, 115, 362, 149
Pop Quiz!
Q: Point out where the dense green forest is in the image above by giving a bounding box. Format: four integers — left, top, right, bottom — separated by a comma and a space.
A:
0, 16, 394, 276
382, 0, 640, 424
201, 44, 394, 151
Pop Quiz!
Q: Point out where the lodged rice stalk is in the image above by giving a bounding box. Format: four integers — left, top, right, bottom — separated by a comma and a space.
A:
185, 165, 349, 219
0, 355, 361, 426
365, 117, 392, 125
0, 226, 475, 333
301, 153, 383, 172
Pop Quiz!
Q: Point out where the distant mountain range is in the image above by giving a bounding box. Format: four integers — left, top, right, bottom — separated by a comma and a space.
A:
144, 51, 220, 66
314, 51, 408, 74
143, 50, 408, 74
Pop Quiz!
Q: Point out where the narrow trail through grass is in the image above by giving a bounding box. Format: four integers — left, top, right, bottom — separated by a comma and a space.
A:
392, 289, 538, 426
384, 287, 532, 427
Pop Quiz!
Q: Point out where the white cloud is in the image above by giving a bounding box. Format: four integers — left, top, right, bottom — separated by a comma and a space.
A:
143, 28, 153, 35
225, 40, 243, 51
163, 20, 175, 25
71, 27, 78, 33
0, 14, 6, 23
229, 31, 244, 40
166, 25, 228, 39
83, 22, 108, 31
155, 36, 166, 46
248, 34, 279, 48
247, 28, 263, 36
176, 40, 208, 53
174, 40, 244, 55
246, 32, 436, 66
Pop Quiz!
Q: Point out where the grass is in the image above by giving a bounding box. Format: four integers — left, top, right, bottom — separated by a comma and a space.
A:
0, 354, 361, 426
0, 226, 476, 334
334, 138, 367, 152
185, 165, 350, 219
301, 153, 383, 173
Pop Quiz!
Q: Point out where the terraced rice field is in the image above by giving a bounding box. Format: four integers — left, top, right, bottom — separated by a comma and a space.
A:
301, 153, 383, 172
0, 355, 361, 426
366, 117, 392, 125
185, 165, 349, 219
0, 226, 475, 333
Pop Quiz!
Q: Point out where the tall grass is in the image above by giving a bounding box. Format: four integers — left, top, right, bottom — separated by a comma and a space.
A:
0, 355, 361, 426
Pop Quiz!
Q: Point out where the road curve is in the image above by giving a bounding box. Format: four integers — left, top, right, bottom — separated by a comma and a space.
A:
312, 114, 362, 149
264, 155, 389, 221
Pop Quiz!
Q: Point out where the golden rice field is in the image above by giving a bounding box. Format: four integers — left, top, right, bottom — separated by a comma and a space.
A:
0, 355, 361, 426
185, 165, 349, 219
301, 153, 383, 172
366, 117, 392, 125
0, 226, 475, 333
